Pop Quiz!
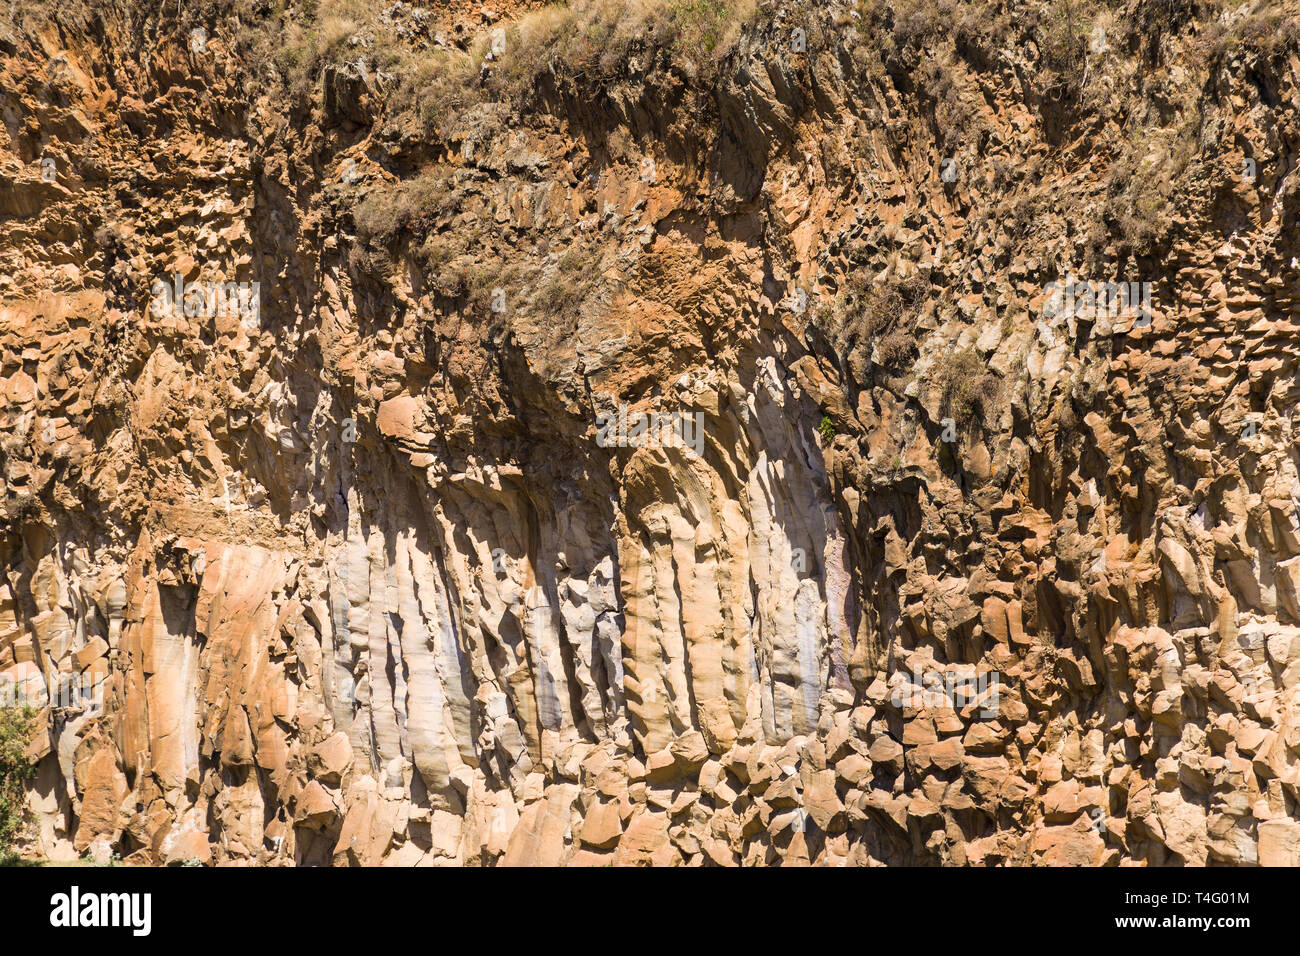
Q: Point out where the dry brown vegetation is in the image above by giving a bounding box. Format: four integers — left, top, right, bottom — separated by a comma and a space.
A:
815, 270, 925, 379
242, 0, 759, 125
353, 171, 459, 242
934, 347, 1001, 431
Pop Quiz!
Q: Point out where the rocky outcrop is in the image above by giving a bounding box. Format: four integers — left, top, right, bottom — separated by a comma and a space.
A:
3, 0, 1300, 865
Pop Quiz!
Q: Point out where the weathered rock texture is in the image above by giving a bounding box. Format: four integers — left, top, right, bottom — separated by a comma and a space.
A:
4, 0, 1300, 865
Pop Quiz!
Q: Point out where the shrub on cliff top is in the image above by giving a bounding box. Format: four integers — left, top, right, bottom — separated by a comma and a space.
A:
669, 0, 738, 57
265, 0, 759, 124
481, 0, 755, 103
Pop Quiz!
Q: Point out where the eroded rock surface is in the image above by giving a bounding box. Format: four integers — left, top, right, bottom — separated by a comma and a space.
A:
3, 0, 1300, 865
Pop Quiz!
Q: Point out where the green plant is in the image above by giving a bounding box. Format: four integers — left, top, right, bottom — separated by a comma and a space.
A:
818, 415, 836, 444
918, 48, 983, 152
0, 705, 37, 859
999, 310, 1014, 339
670, 0, 732, 57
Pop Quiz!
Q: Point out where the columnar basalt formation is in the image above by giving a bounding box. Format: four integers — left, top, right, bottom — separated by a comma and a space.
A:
3, 0, 1300, 866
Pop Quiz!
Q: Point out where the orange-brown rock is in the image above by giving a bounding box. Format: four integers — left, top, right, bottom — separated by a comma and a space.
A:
3, 0, 1300, 869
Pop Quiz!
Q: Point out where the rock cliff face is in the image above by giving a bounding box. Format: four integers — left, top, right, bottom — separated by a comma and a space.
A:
4, 0, 1300, 865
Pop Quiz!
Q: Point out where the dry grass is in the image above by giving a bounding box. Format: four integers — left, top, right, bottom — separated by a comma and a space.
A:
1038, 0, 1093, 88
919, 49, 984, 154
1102, 113, 1201, 255
353, 171, 458, 243
482, 0, 755, 101
934, 348, 1000, 431
531, 244, 603, 320
1198, 1, 1300, 58
266, 0, 382, 99
391, 46, 487, 136
816, 271, 924, 377
256, 0, 758, 125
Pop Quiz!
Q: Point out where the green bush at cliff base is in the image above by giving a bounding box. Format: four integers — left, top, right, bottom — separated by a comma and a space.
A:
0, 705, 37, 860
